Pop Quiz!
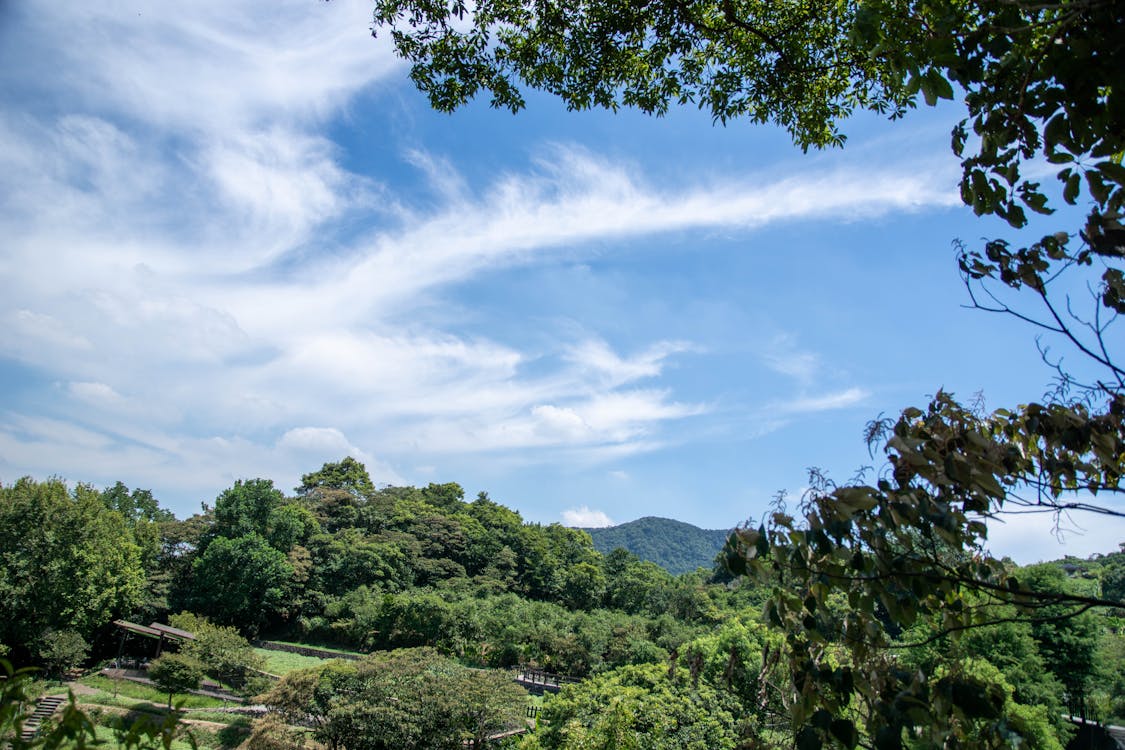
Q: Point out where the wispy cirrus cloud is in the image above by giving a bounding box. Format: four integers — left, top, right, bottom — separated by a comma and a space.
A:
564, 339, 697, 387
2, 0, 396, 135
761, 333, 822, 385
311, 144, 960, 315
779, 387, 871, 414
0, 132, 925, 508
0, 0, 954, 514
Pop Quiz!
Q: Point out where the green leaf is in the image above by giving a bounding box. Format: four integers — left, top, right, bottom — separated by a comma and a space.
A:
875, 726, 903, 750
927, 68, 953, 101
1064, 171, 1081, 204
1097, 160, 1125, 184
797, 727, 823, 750
1043, 113, 1069, 149
831, 718, 859, 749
1086, 170, 1110, 203
920, 77, 936, 107
755, 524, 770, 558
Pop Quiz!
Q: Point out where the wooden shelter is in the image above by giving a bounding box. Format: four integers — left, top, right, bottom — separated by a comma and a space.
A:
111, 620, 195, 665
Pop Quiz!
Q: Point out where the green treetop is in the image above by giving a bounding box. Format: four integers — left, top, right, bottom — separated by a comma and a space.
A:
0, 478, 143, 658
296, 456, 376, 498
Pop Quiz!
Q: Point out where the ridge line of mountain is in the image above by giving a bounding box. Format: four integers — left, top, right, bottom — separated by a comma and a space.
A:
575, 515, 733, 576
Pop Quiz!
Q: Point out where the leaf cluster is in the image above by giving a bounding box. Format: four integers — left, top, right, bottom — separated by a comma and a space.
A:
724, 387, 1123, 748
260, 648, 526, 750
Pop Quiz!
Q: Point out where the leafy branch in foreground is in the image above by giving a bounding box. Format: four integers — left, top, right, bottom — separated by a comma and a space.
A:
725, 385, 1123, 748
0, 659, 192, 750
726, 220, 1122, 748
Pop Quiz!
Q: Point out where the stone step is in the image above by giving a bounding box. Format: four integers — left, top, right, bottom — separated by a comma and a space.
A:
18, 696, 66, 741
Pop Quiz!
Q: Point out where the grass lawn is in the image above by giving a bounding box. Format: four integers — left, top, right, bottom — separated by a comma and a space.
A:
73, 686, 251, 750
253, 648, 328, 675
263, 640, 362, 656
91, 723, 199, 750
79, 674, 229, 709
87, 718, 249, 750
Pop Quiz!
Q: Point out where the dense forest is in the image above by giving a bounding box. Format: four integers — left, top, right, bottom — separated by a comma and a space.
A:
1, 459, 1123, 749
581, 517, 731, 575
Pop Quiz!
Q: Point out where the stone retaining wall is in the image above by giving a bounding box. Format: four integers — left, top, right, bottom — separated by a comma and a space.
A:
254, 641, 359, 661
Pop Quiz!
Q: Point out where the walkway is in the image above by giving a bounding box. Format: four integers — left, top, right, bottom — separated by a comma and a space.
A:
18, 695, 65, 742
513, 667, 578, 694
1066, 717, 1125, 750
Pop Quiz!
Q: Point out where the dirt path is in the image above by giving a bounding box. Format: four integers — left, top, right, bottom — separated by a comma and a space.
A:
64, 681, 100, 696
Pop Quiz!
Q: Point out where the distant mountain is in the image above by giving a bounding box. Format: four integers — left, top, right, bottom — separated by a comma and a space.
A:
581, 516, 732, 575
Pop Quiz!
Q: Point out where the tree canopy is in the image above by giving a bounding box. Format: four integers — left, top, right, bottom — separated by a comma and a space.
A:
0, 477, 143, 659
372, 0, 1124, 231
296, 456, 376, 498
147, 652, 204, 709
260, 648, 527, 750
190, 533, 294, 635
530, 662, 742, 750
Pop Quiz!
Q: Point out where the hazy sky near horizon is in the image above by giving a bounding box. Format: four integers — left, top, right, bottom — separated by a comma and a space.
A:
1, 0, 1121, 563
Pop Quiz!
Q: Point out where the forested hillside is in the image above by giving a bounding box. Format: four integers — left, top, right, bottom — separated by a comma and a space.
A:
0, 459, 750, 678
582, 516, 731, 575
2, 459, 1123, 750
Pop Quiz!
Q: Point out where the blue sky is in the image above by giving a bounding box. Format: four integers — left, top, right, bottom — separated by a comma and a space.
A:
1, 0, 1121, 563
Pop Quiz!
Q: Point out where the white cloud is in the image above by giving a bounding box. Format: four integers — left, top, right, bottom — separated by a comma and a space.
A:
0, 0, 961, 515
531, 405, 590, 438
780, 388, 870, 413
2, 414, 116, 452
67, 381, 125, 406
0, 124, 914, 509
311, 145, 959, 317
2, 310, 92, 356
565, 339, 695, 386
983, 508, 1125, 565
581, 390, 706, 434
403, 149, 470, 203
562, 505, 616, 527
4, 0, 398, 135
761, 334, 821, 384
278, 427, 357, 454
394, 386, 702, 456
201, 129, 377, 256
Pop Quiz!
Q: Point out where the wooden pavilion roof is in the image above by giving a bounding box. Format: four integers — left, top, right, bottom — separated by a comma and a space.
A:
148, 623, 195, 641
112, 620, 163, 638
